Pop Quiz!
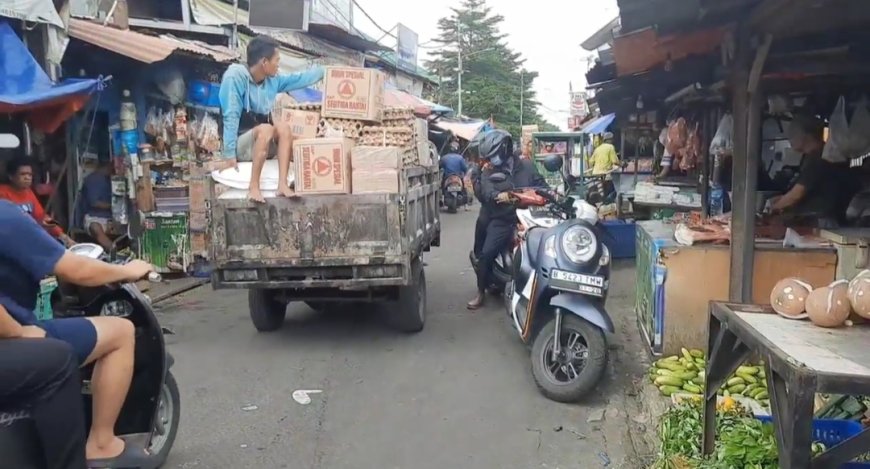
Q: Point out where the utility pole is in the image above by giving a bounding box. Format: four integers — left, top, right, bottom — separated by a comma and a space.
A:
520, 70, 524, 126
457, 16, 463, 117
231, 0, 239, 51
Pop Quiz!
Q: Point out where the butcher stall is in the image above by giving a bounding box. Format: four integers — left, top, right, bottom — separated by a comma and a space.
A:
635, 218, 836, 356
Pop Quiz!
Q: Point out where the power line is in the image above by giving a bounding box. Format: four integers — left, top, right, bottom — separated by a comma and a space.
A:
351, 0, 396, 39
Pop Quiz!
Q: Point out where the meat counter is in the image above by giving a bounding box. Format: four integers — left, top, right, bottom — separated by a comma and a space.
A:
634, 220, 836, 356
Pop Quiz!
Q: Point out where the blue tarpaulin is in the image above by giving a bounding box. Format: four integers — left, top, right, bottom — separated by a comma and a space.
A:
287, 87, 322, 104
580, 113, 615, 135
0, 21, 100, 111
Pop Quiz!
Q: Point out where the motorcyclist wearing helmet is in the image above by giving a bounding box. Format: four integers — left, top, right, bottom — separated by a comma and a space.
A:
468, 129, 548, 310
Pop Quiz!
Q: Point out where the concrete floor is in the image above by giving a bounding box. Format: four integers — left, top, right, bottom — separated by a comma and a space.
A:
156, 208, 653, 469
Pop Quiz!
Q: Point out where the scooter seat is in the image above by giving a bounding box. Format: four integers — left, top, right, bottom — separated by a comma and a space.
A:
526, 227, 547, 267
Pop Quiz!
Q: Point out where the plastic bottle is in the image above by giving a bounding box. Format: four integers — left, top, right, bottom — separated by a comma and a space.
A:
710, 184, 724, 216
120, 90, 137, 131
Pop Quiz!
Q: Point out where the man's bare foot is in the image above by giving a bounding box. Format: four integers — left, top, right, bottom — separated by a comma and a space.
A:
248, 188, 266, 203
277, 185, 297, 198
86, 435, 125, 460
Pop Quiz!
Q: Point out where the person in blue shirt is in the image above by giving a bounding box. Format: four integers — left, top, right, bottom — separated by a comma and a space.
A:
0, 200, 155, 465
439, 146, 469, 207
218, 35, 325, 203
80, 161, 114, 250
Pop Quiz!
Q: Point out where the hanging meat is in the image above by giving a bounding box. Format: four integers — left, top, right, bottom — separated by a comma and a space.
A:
679, 122, 701, 171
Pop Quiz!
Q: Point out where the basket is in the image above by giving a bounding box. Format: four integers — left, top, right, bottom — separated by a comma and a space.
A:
756, 416, 869, 467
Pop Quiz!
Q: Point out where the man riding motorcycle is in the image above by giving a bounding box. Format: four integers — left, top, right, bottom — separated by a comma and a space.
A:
439, 146, 469, 208
467, 129, 547, 310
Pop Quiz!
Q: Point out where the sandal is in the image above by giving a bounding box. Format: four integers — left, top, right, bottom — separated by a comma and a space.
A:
87, 437, 151, 468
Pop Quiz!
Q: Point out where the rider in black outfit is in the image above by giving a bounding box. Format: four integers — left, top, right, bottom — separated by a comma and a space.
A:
0, 338, 87, 469
468, 130, 547, 310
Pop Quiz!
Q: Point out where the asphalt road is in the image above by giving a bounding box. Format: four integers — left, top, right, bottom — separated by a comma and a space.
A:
157, 208, 648, 469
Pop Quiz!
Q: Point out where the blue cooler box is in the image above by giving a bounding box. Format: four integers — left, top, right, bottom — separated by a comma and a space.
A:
600, 220, 636, 259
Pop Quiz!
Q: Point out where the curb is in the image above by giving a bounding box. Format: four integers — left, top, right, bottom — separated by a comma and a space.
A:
152, 278, 210, 304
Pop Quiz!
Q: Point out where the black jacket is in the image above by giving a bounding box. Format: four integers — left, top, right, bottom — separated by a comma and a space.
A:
475, 157, 548, 220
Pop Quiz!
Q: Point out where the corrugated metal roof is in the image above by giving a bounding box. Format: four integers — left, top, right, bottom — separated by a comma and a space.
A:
67, 18, 238, 64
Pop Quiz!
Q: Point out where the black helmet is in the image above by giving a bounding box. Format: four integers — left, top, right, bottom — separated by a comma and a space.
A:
478, 129, 513, 164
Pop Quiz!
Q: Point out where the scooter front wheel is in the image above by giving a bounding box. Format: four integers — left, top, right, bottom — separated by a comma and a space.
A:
530, 314, 607, 402
149, 371, 181, 466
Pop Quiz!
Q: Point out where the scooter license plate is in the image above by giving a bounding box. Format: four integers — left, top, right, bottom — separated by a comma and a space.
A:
447, 186, 462, 192
549, 269, 605, 297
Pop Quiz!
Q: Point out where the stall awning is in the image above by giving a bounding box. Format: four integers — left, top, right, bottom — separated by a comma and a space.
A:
1, 0, 63, 27
67, 18, 238, 64
432, 120, 488, 141
0, 22, 101, 132
579, 113, 616, 135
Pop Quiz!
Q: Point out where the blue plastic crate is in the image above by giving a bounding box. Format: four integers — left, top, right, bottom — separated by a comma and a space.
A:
756, 415, 869, 467
600, 220, 636, 259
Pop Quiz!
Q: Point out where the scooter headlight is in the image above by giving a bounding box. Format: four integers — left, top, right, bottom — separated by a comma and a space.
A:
561, 225, 597, 264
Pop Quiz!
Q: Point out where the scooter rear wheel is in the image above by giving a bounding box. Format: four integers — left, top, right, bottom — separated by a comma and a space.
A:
530, 314, 607, 402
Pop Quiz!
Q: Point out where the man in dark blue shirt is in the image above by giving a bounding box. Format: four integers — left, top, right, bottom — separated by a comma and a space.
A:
81, 161, 114, 250
440, 152, 468, 179
0, 200, 154, 465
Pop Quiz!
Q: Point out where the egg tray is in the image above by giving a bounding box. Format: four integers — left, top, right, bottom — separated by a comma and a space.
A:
317, 118, 365, 139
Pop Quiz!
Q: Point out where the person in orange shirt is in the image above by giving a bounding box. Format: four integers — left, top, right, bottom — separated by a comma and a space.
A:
0, 157, 74, 246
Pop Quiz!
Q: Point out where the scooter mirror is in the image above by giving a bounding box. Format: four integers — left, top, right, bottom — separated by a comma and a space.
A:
488, 172, 508, 183
0, 133, 20, 149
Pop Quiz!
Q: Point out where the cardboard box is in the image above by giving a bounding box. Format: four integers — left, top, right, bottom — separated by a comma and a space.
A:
276, 109, 320, 139
321, 67, 385, 122
352, 169, 400, 194
414, 118, 431, 166
293, 138, 353, 194
351, 146, 401, 170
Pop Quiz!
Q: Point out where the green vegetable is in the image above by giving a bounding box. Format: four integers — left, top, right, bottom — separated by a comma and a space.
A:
690, 349, 705, 358
656, 361, 686, 372
726, 377, 745, 387
683, 383, 702, 393
657, 369, 677, 377
737, 372, 758, 384
755, 390, 768, 400
659, 385, 682, 396
728, 384, 747, 394
655, 376, 686, 387
737, 365, 759, 376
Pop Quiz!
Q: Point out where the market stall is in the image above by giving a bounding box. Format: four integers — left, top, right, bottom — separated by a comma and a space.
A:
591, 0, 870, 466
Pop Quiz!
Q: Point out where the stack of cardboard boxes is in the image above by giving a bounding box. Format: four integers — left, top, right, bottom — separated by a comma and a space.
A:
282, 66, 432, 196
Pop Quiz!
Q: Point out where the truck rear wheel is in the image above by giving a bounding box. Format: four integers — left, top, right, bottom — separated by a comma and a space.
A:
390, 259, 426, 333
248, 289, 287, 332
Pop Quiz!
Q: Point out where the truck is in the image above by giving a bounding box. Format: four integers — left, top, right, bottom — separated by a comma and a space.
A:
207, 165, 441, 333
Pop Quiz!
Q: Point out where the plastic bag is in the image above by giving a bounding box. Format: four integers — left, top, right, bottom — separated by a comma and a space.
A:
709, 113, 733, 156
850, 96, 870, 157
196, 113, 221, 153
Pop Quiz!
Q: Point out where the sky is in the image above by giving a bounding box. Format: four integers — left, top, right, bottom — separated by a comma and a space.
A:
351, 0, 619, 129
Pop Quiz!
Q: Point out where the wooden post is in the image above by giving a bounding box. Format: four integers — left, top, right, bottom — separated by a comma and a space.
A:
728, 26, 760, 303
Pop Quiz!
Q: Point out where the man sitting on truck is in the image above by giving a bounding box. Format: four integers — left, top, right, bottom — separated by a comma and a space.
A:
468, 129, 548, 310
218, 35, 325, 202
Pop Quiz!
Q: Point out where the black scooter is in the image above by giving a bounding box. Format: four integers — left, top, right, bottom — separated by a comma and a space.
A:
502, 157, 614, 402
442, 174, 468, 213
0, 243, 181, 469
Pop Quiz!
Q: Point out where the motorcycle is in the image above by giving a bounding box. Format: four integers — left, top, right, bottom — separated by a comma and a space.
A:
503, 157, 614, 402
0, 243, 181, 469
442, 174, 468, 213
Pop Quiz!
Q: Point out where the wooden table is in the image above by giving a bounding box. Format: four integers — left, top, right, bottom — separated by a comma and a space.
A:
703, 302, 870, 468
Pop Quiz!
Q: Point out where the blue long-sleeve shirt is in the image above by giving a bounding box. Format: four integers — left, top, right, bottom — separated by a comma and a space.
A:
439, 153, 468, 177
219, 64, 325, 159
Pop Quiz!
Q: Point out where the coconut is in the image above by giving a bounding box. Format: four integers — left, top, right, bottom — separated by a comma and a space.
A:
769, 278, 812, 319
848, 273, 870, 319
806, 280, 851, 328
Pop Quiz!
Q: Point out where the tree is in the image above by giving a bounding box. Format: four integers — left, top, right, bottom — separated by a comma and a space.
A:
425, 0, 558, 138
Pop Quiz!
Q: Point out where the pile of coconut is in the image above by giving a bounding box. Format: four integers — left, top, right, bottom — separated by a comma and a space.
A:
770, 270, 870, 328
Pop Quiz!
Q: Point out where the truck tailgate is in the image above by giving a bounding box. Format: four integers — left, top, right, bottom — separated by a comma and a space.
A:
210, 193, 404, 266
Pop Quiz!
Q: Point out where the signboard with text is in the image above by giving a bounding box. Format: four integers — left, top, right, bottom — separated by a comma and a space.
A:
249, 0, 309, 30
396, 23, 419, 73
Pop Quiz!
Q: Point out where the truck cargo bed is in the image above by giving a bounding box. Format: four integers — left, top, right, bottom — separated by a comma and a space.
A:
209, 166, 440, 289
